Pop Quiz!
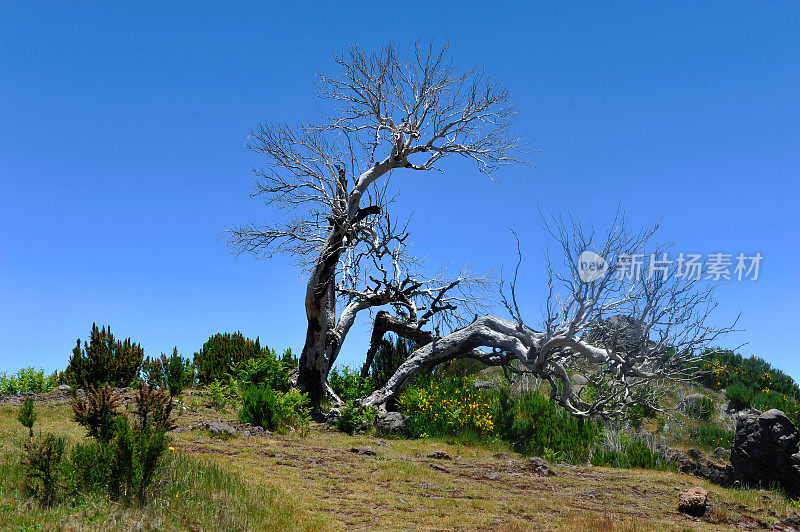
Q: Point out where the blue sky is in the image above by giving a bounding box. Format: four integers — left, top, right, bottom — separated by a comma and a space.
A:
1, 2, 798, 378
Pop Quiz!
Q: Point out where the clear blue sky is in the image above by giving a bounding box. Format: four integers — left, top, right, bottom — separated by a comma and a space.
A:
1, 2, 798, 378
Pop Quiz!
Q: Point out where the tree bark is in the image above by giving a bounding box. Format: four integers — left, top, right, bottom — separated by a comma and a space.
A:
297, 161, 393, 409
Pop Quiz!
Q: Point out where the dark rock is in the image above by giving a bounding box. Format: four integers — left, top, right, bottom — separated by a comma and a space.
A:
686, 448, 703, 461
675, 451, 736, 486
427, 450, 452, 460
526, 457, 556, 476
493, 452, 514, 460
678, 487, 708, 517
349, 446, 377, 456
712, 447, 730, 461
730, 409, 800, 496
375, 411, 407, 433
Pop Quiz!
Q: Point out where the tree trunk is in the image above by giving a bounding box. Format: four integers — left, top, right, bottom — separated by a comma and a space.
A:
296, 161, 393, 409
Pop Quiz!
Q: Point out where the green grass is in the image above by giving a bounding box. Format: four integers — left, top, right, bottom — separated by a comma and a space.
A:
0, 405, 316, 531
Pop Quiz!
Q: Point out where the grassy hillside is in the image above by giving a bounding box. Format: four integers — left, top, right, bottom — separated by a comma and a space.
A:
1, 388, 798, 531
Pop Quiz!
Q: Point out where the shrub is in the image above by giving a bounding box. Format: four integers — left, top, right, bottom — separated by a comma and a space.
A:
688, 423, 734, 450
725, 383, 754, 411
21, 434, 67, 506
17, 398, 37, 438
70, 380, 172, 505
336, 401, 376, 435
0, 367, 59, 395
752, 390, 800, 428
194, 332, 272, 384
682, 394, 715, 421
72, 383, 122, 443
329, 366, 376, 403
63, 323, 144, 388
208, 379, 229, 411
493, 389, 601, 463
239, 384, 311, 435
236, 352, 292, 393
591, 433, 672, 470
369, 336, 416, 387
398, 376, 495, 440
700, 350, 800, 398
142, 348, 194, 396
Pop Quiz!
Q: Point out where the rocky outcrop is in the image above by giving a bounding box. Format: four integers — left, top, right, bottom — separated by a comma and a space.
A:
730, 409, 800, 496
674, 449, 736, 486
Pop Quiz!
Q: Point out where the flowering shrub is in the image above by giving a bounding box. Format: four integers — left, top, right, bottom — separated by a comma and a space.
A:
398, 376, 494, 438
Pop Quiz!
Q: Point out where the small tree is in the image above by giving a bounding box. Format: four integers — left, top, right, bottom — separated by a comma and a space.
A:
63, 323, 144, 388
17, 397, 37, 438
193, 332, 268, 384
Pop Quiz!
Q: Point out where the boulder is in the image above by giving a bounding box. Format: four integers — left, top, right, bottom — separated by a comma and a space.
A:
350, 446, 377, 456
730, 409, 800, 495
55, 384, 72, 393
375, 411, 407, 433
473, 380, 498, 390
678, 487, 708, 517
427, 450, 452, 460
526, 457, 556, 476
203, 421, 238, 437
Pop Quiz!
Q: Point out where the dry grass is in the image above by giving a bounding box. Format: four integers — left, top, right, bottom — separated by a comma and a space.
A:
0, 391, 796, 530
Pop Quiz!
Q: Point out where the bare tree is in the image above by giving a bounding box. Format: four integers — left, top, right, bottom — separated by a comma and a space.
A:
361, 215, 736, 417
227, 41, 522, 407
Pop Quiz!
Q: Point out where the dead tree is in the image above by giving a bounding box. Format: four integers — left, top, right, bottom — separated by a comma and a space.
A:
361, 215, 736, 417
227, 41, 522, 407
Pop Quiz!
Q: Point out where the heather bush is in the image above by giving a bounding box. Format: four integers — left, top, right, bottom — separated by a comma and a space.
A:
194, 332, 275, 384
63, 324, 144, 388
239, 384, 311, 435
336, 401, 376, 435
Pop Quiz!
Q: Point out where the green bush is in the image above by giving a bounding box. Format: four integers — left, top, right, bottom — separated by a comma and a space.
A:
329, 366, 376, 403
0, 367, 59, 395
700, 350, 800, 398
688, 423, 734, 450
63, 324, 144, 388
752, 390, 800, 428
336, 401, 376, 435
194, 332, 277, 384
17, 398, 37, 438
70, 382, 172, 505
141, 348, 194, 396
682, 395, 715, 421
239, 384, 311, 435
235, 351, 292, 393
493, 389, 602, 463
399, 375, 496, 441
21, 434, 67, 506
725, 383, 754, 411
